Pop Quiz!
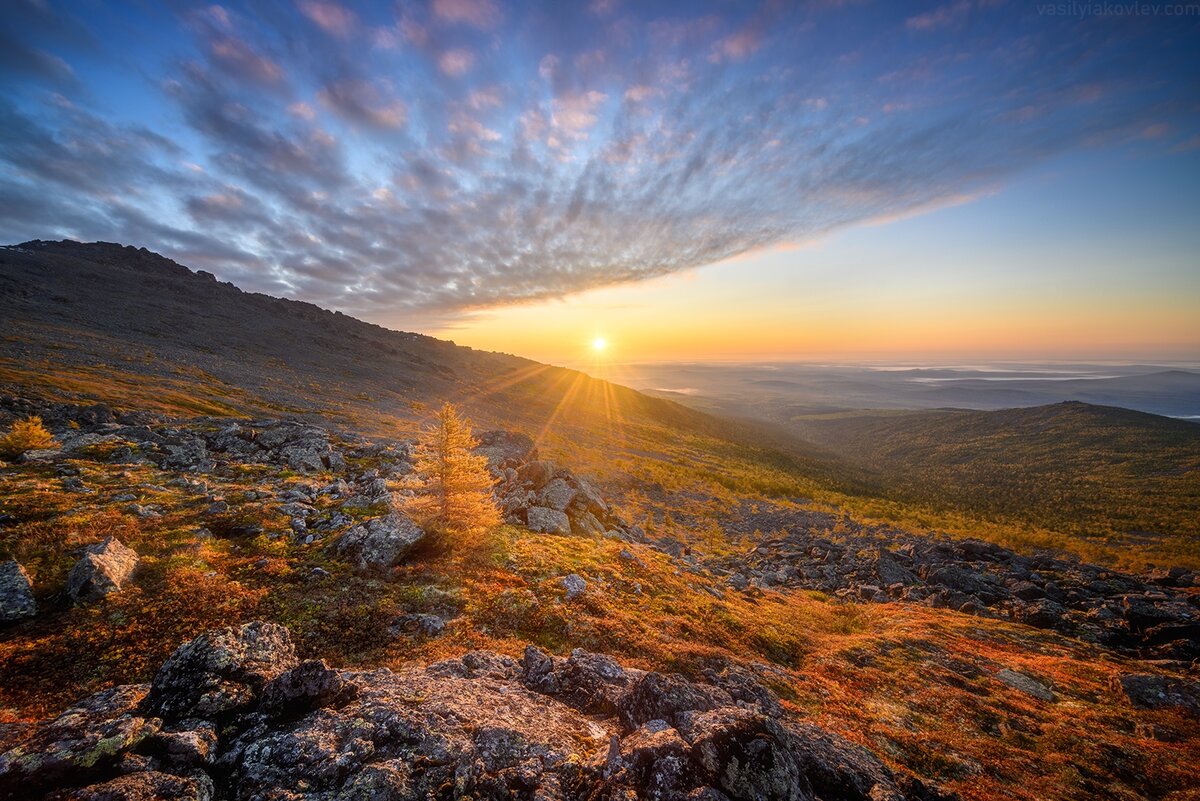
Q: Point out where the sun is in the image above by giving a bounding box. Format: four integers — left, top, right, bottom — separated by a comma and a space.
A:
591, 336, 608, 353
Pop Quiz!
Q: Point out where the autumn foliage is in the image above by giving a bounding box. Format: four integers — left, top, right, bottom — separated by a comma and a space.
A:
406, 402, 501, 541
0, 416, 57, 458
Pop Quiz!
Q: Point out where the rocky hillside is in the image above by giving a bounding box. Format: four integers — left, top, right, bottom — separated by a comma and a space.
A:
0, 240, 724, 442
2, 397, 1199, 801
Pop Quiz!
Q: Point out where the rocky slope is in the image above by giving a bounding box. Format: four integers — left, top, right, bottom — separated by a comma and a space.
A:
682, 503, 1200, 663
0, 620, 960, 801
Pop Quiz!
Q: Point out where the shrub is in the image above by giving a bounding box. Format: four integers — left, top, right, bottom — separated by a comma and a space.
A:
0, 416, 58, 458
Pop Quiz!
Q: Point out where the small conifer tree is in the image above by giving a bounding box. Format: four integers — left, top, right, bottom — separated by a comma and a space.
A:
407, 402, 500, 539
0, 416, 57, 458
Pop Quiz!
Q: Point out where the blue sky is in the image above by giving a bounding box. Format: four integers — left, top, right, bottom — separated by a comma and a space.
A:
1, 0, 1198, 359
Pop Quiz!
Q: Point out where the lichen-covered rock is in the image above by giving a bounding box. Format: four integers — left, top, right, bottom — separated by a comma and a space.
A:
224, 664, 610, 801
527, 506, 571, 534
1115, 674, 1200, 716
677, 708, 810, 801
258, 659, 359, 720
538, 477, 577, 511
0, 559, 37, 622
521, 646, 637, 715
143, 621, 297, 722
561, 572, 588, 600
0, 684, 155, 796
331, 511, 425, 573
65, 538, 139, 603
5, 623, 952, 801
995, 669, 1054, 702
69, 770, 214, 801
143, 721, 218, 769
618, 671, 734, 729
389, 612, 447, 637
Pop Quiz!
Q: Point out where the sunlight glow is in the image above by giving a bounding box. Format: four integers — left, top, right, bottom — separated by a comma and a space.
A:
592, 336, 608, 353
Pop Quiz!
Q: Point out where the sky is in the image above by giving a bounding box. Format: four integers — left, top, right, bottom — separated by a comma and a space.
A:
1, 0, 1198, 365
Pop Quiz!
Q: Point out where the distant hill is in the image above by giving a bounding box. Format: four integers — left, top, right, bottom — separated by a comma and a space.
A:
791, 402, 1200, 562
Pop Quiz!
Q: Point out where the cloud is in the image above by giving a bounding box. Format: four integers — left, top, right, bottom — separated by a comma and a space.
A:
0, 0, 1195, 321
208, 35, 284, 84
550, 91, 607, 140
432, 0, 501, 29
0, 31, 77, 87
906, 1, 975, 30
317, 79, 407, 129
298, 1, 356, 38
438, 48, 475, 77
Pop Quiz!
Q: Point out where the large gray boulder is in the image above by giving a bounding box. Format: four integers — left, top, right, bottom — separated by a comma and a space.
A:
332, 511, 425, 573
527, 506, 571, 534
538, 477, 577, 511
144, 621, 297, 722
0, 560, 37, 623
1115, 674, 1200, 716
66, 537, 139, 602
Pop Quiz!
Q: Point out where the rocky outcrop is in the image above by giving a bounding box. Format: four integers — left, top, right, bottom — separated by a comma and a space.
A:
492, 457, 629, 538
0, 560, 37, 623
331, 511, 426, 573
0, 622, 955, 801
143, 621, 297, 722
1114, 674, 1200, 716
66, 537, 139, 603
0, 683, 156, 796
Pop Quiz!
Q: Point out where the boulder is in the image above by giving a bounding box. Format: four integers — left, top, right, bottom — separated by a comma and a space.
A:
389, 612, 447, 637
527, 506, 571, 535
0, 684, 156, 795
66, 537, 139, 602
562, 573, 588, 600
995, 669, 1054, 702
517, 459, 555, 490
0, 560, 37, 623
474, 430, 536, 471
253, 421, 343, 473
618, 671, 734, 729
143, 720, 218, 769
521, 646, 636, 715
1114, 674, 1200, 716
332, 511, 425, 573
259, 659, 359, 720
675, 707, 809, 801
70, 770, 214, 801
143, 621, 297, 722
539, 477, 577, 511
